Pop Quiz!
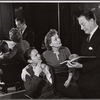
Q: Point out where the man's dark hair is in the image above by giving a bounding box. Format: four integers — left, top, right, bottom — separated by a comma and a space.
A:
0, 41, 9, 53
78, 10, 96, 20
15, 17, 26, 24
24, 47, 35, 62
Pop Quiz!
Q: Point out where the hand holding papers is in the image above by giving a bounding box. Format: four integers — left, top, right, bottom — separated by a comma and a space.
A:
67, 61, 83, 68
60, 56, 80, 65
60, 56, 96, 65
60, 55, 96, 68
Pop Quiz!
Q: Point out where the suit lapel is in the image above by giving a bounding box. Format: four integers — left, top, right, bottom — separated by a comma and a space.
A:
81, 36, 89, 55
22, 27, 27, 38
82, 27, 100, 55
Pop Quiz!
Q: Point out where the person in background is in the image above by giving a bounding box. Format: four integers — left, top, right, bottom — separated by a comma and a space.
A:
23, 47, 63, 99
21, 29, 82, 98
0, 41, 9, 83
67, 10, 100, 98
0, 28, 30, 66
15, 17, 35, 47
0, 41, 9, 54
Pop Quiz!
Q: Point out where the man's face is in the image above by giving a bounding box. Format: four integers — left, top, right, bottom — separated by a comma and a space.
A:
78, 16, 93, 34
15, 21, 24, 31
30, 49, 42, 65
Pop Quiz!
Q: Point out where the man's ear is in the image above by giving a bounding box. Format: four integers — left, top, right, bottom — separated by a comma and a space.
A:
28, 59, 32, 63
90, 18, 94, 24
50, 43, 52, 47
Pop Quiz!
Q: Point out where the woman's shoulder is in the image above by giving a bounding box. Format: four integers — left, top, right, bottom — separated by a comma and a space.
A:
16, 40, 30, 47
60, 46, 69, 50
21, 40, 28, 44
42, 50, 52, 56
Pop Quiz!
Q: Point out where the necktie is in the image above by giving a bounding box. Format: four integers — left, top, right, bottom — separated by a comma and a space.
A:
87, 34, 90, 42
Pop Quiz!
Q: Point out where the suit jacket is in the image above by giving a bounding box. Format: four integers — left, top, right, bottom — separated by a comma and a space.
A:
22, 27, 35, 47
77, 27, 100, 90
24, 65, 55, 98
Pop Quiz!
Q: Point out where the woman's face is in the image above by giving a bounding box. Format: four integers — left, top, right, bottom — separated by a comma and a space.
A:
9, 32, 13, 40
50, 33, 62, 48
30, 49, 42, 64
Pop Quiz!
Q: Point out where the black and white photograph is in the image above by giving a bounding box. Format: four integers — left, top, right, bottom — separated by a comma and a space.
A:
0, 1, 99, 99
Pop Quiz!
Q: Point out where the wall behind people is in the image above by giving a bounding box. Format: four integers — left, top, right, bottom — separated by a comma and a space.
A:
1, 3, 100, 55
0, 3, 14, 40
0, 3, 81, 54
22, 3, 59, 54
13, 3, 72, 54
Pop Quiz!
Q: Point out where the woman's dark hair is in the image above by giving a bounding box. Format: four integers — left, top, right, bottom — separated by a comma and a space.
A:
77, 10, 96, 21
0, 41, 9, 53
44, 29, 58, 50
9, 28, 22, 43
24, 47, 35, 62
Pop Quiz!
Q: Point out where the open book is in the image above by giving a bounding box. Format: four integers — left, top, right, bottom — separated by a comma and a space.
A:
60, 56, 96, 65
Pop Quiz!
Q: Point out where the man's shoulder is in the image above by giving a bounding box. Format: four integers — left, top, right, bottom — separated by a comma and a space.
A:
25, 27, 34, 33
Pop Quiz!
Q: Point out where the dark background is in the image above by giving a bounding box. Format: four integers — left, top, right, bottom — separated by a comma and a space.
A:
0, 3, 100, 54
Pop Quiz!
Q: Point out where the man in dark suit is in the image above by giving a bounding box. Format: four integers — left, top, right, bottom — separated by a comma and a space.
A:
15, 17, 35, 47
67, 10, 100, 98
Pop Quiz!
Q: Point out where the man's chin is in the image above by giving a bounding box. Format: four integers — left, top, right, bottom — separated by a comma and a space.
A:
59, 44, 62, 47
84, 31, 89, 34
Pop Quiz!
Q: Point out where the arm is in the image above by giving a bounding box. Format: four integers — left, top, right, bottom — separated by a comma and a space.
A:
21, 65, 31, 81
64, 68, 75, 88
64, 53, 78, 87
42, 64, 52, 84
3, 45, 17, 59
24, 74, 42, 98
64, 72, 73, 87
24, 65, 43, 98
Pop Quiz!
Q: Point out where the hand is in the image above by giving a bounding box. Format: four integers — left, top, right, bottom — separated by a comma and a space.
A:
69, 54, 79, 60
34, 64, 43, 77
42, 64, 49, 73
41, 63, 46, 69
21, 66, 31, 81
43, 66, 51, 80
0, 54, 3, 59
67, 61, 83, 68
64, 79, 70, 88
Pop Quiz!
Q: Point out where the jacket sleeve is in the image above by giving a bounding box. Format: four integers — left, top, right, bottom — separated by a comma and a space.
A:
26, 29, 35, 47
3, 45, 18, 59
24, 74, 42, 97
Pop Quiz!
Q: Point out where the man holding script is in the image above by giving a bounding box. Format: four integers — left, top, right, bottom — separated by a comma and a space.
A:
67, 10, 100, 98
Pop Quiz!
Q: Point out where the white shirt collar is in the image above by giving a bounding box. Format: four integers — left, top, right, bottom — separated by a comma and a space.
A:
22, 24, 27, 34
89, 25, 98, 40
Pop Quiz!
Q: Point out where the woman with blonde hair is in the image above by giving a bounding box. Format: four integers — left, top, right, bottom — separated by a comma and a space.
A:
0, 28, 30, 65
